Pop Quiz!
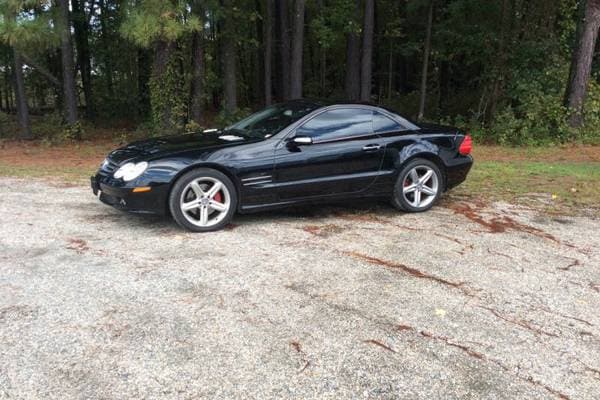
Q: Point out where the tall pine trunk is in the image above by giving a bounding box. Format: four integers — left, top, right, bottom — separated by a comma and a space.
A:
4, 7, 32, 139
221, 1, 237, 113
290, 0, 305, 99
57, 0, 79, 126
98, 0, 115, 100
264, 0, 274, 105
13, 50, 32, 139
72, 0, 94, 119
345, 0, 361, 100
418, 0, 434, 121
360, 0, 374, 101
5, 67, 14, 112
488, 0, 512, 123
279, 0, 291, 100
565, 0, 600, 128
387, 41, 394, 100
151, 40, 177, 131
189, 1, 205, 124
137, 49, 152, 119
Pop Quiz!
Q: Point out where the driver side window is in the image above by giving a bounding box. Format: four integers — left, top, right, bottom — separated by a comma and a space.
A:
296, 108, 373, 142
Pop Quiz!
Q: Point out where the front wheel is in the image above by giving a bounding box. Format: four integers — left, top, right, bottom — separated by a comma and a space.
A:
392, 158, 443, 212
169, 168, 237, 232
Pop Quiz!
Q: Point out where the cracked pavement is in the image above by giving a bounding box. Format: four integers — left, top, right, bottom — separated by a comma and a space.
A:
0, 177, 599, 399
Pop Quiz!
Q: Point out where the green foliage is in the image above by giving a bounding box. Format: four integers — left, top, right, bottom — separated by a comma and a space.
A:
184, 119, 203, 132
148, 48, 186, 134
0, 0, 599, 147
215, 107, 251, 128
61, 121, 84, 141
309, 0, 358, 49
486, 61, 600, 146
0, 1, 57, 50
120, 0, 200, 47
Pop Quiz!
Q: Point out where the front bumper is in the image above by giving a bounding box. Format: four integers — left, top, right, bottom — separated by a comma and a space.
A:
91, 175, 169, 215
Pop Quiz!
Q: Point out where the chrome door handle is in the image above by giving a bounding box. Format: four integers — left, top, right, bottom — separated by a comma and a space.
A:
362, 144, 382, 151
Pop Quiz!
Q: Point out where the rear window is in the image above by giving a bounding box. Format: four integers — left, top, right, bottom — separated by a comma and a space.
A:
373, 112, 403, 133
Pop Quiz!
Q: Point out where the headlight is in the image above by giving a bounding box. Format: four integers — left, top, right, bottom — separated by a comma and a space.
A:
114, 161, 148, 181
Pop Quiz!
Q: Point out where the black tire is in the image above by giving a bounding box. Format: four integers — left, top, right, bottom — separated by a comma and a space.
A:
169, 168, 238, 232
391, 158, 443, 212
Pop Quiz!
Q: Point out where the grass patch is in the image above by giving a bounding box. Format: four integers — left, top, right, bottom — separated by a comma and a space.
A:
455, 160, 600, 213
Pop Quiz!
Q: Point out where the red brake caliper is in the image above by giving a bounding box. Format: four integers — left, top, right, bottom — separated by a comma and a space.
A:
214, 191, 223, 203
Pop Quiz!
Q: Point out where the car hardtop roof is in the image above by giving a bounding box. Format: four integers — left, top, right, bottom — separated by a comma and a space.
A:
275, 98, 419, 128
280, 98, 397, 112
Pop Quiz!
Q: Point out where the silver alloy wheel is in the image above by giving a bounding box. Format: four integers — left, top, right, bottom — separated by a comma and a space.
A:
180, 177, 231, 228
402, 165, 439, 208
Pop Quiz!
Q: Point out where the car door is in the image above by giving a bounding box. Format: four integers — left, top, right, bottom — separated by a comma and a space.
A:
272, 107, 385, 201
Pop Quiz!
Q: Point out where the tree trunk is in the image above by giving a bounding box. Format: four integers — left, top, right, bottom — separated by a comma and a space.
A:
438, 60, 449, 112
57, 0, 79, 126
387, 41, 394, 100
418, 0, 434, 121
13, 50, 33, 139
290, 0, 305, 99
360, 0, 374, 101
264, 0, 274, 105
488, 0, 512, 123
137, 48, 152, 119
221, 1, 237, 113
151, 40, 176, 130
278, 0, 291, 100
72, 0, 94, 119
98, 0, 115, 100
345, 0, 361, 100
565, 0, 600, 128
190, 1, 205, 124
5, 67, 14, 112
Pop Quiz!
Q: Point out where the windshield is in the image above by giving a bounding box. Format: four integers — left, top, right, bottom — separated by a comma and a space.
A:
227, 102, 319, 138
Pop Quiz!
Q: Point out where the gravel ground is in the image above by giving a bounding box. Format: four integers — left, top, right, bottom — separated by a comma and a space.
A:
0, 177, 599, 399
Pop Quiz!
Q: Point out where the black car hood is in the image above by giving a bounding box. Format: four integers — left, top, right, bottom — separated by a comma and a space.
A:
108, 131, 259, 163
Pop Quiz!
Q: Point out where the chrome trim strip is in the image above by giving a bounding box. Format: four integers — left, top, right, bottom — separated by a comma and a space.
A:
241, 175, 273, 182
243, 180, 273, 186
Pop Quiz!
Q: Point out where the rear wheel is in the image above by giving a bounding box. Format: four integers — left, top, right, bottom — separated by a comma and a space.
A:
169, 168, 237, 232
392, 158, 443, 212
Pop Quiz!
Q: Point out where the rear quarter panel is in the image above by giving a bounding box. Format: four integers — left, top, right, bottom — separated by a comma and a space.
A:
371, 128, 472, 194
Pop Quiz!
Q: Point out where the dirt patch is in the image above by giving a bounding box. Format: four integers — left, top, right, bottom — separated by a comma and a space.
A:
479, 306, 559, 338
343, 251, 472, 296
66, 238, 90, 254
0, 139, 116, 171
289, 341, 310, 373
448, 202, 559, 242
364, 339, 397, 353
301, 224, 344, 237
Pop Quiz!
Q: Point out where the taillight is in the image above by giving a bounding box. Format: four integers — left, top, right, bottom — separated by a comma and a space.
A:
458, 134, 472, 156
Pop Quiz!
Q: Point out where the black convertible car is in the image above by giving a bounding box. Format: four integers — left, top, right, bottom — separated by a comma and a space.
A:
92, 100, 473, 232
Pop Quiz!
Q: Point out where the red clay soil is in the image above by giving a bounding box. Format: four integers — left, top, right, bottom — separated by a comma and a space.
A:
0, 139, 117, 170
447, 202, 559, 242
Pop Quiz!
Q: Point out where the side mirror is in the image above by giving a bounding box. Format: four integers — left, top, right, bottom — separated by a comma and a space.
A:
292, 136, 313, 145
